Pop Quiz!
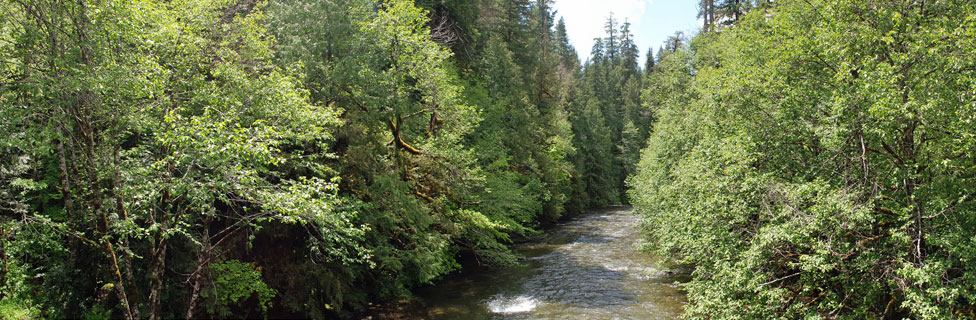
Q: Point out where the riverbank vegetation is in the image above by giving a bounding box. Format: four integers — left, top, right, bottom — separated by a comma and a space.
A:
630, 0, 976, 318
0, 0, 645, 318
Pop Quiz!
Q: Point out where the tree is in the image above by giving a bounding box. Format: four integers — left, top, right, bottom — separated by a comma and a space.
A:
664, 31, 684, 54
0, 0, 678, 317
619, 20, 640, 73
698, 0, 716, 32
715, 0, 747, 25
0, 0, 364, 318
644, 47, 656, 76
272, 0, 582, 313
603, 14, 619, 61
631, 0, 976, 317
554, 17, 579, 67
567, 14, 650, 207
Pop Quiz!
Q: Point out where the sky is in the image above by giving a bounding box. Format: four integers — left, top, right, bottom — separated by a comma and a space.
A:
552, 0, 701, 63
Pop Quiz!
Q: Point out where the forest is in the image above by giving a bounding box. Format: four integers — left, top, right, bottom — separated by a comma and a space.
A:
0, 0, 974, 319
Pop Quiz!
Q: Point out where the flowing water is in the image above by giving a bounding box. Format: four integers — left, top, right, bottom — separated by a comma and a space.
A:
382, 206, 688, 319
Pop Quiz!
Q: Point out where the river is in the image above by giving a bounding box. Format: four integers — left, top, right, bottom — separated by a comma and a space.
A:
369, 206, 688, 319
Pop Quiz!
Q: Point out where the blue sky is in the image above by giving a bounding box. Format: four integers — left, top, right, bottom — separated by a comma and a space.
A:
552, 0, 701, 63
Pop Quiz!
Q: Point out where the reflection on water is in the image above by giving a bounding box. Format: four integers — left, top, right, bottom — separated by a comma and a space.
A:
383, 206, 687, 319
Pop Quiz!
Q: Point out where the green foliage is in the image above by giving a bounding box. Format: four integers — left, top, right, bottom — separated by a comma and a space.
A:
566, 15, 650, 208
0, 298, 38, 320
203, 259, 277, 317
0, 0, 364, 317
631, 0, 976, 318
270, 0, 577, 313
0, 0, 660, 317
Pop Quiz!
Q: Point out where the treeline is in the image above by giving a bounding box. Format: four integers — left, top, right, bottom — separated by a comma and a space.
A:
631, 0, 976, 318
0, 0, 646, 318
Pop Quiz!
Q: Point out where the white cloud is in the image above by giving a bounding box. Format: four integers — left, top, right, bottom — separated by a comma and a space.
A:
553, 0, 652, 61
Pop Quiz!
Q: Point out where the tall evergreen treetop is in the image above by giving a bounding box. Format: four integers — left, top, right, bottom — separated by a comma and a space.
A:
619, 20, 640, 73
554, 17, 579, 67
644, 47, 656, 76
603, 14, 619, 61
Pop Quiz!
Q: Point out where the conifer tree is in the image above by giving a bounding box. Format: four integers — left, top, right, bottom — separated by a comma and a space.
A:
644, 47, 656, 76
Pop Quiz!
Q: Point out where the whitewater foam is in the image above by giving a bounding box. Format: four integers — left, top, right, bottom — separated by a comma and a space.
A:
487, 295, 539, 313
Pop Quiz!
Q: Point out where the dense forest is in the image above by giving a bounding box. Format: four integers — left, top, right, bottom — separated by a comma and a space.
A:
632, 0, 976, 318
0, 0, 644, 318
0, 0, 974, 319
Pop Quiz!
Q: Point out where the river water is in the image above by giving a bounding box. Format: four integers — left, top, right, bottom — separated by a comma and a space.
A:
383, 206, 688, 319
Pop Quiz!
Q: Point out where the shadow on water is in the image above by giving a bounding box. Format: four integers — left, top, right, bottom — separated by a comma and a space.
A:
366, 207, 688, 320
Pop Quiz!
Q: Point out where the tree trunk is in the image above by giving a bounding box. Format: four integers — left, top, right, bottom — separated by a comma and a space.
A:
148, 188, 169, 320
148, 236, 167, 320
733, 0, 740, 22
186, 220, 211, 319
110, 122, 140, 319
0, 223, 7, 297
706, 0, 713, 32
72, 1, 134, 317
83, 117, 134, 320
56, 136, 74, 220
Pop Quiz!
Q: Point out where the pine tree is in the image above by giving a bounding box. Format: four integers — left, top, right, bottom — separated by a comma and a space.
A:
644, 47, 656, 76
619, 21, 640, 72
715, 0, 748, 25
699, 0, 716, 31
603, 14, 619, 61
554, 17, 579, 67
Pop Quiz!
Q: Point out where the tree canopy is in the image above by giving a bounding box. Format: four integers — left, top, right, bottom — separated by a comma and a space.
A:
0, 0, 643, 318
632, 0, 976, 318
3, 0, 976, 319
